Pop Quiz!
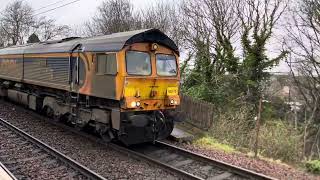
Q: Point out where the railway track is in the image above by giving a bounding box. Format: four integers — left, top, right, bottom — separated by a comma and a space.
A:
34, 117, 274, 180
127, 141, 276, 180
0, 103, 276, 180
0, 161, 16, 180
0, 118, 106, 180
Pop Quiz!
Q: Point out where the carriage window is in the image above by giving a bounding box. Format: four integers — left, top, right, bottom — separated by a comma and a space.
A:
126, 51, 151, 75
156, 54, 177, 76
97, 53, 117, 75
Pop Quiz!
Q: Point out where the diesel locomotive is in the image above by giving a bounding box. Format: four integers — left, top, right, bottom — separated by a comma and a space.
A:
0, 29, 180, 145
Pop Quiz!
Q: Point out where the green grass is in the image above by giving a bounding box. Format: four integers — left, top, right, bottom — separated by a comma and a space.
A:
193, 135, 236, 153
194, 135, 293, 168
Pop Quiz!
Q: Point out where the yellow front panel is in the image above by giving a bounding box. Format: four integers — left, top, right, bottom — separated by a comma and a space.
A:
124, 77, 179, 99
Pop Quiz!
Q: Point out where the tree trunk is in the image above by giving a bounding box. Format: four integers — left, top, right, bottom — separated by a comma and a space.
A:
254, 97, 263, 158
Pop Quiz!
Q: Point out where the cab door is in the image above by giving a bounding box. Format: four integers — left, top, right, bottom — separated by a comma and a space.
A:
70, 54, 86, 92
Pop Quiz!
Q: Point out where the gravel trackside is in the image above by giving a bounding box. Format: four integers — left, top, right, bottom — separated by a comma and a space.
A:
164, 141, 319, 180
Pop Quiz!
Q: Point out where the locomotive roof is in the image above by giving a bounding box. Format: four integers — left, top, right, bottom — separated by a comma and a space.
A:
0, 29, 179, 56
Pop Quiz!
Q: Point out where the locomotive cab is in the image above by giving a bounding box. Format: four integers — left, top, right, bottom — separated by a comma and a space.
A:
122, 44, 180, 111
117, 42, 180, 145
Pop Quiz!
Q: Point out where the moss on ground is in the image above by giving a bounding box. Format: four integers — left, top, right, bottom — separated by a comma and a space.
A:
192, 135, 236, 153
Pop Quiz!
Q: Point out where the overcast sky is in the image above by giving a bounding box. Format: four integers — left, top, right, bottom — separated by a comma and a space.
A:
0, 0, 290, 73
0, 0, 159, 27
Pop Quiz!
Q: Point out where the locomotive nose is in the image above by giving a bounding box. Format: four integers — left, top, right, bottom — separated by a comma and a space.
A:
122, 78, 180, 110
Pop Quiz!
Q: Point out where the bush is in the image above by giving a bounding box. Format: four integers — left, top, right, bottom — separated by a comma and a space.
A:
181, 74, 245, 107
209, 109, 303, 163
209, 105, 255, 149
182, 70, 305, 163
258, 121, 303, 162
261, 97, 290, 121
306, 160, 320, 174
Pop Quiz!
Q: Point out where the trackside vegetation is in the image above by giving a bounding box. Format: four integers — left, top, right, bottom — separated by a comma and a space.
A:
180, 0, 320, 172
306, 160, 320, 174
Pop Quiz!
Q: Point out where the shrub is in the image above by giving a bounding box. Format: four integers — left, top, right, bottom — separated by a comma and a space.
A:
306, 160, 320, 174
209, 105, 255, 149
256, 121, 303, 162
209, 109, 304, 163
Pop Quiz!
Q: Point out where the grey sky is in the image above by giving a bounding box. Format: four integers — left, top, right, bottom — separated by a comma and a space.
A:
0, 0, 159, 26
0, 0, 290, 73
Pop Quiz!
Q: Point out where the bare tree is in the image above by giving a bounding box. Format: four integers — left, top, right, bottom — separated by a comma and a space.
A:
181, 0, 240, 85
141, 2, 171, 31
205, 0, 240, 74
35, 18, 70, 41
140, 1, 182, 45
0, 0, 71, 46
0, 28, 6, 47
85, 0, 139, 36
0, 0, 35, 45
285, 0, 320, 158
70, 24, 88, 37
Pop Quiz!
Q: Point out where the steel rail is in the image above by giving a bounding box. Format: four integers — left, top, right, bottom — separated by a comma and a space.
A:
110, 143, 202, 180
0, 161, 17, 180
0, 118, 106, 180
153, 141, 277, 180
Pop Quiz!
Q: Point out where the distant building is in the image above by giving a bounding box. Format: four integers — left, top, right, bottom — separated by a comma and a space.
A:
266, 74, 302, 102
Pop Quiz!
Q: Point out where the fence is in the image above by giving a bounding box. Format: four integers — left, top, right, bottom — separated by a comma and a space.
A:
176, 94, 215, 130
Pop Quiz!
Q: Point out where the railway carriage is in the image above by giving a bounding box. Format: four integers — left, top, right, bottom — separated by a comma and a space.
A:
0, 29, 181, 145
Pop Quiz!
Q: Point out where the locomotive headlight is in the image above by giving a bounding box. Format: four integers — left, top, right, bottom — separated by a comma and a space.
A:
153, 44, 158, 50
130, 101, 140, 108
151, 43, 158, 51
130, 101, 137, 108
166, 95, 179, 106
170, 99, 174, 105
136, 101, 141, 107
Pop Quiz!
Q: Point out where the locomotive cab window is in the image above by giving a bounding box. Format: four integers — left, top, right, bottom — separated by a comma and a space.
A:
126, 51, 151, 75
156, 54, 177, 76
97, 53, 117, 75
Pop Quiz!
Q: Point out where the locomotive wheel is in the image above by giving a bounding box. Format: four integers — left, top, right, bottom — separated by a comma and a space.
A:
43, 106, 54, 118
101, 133, 112, 142
158, 119, 174, 140
97, 123, 114, 143
74, 124, 84, 131
155, 111, 174, 140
